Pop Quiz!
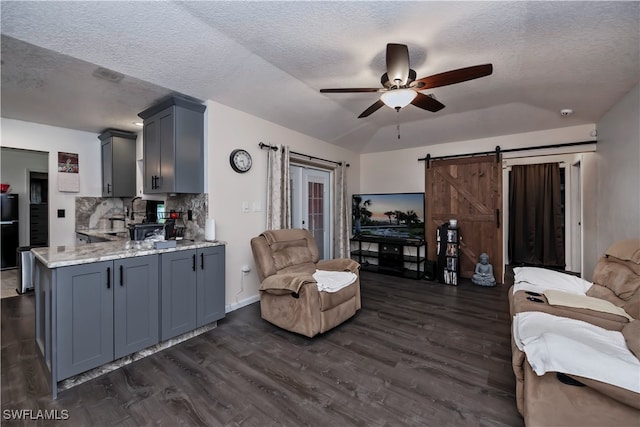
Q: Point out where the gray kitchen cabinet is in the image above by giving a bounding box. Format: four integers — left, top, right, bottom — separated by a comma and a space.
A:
99, 130, 137, 197
114, 255, 159, 359
56, 261, 114, 380
160, 250, 197, 340
138, 97, 206, 194
197, 245, 226, 327
55, 255, 159, 380
161, 246, 225, 340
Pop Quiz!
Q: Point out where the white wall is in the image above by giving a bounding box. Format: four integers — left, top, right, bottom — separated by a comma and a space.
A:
205, 100, 360, 311
583, 83, 640, 279
1, 118, 101, 246
0, 147, 48, 246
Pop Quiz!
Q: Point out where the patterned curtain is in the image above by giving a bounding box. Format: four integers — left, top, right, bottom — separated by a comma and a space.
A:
266, 144, 291, 230
334, 162, 350, 258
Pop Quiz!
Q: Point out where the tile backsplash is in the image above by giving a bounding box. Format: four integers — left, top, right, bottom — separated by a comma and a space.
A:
75, 197, 125, 229
76, 194, 208, 240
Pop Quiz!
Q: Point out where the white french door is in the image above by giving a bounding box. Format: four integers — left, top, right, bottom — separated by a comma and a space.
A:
290, 165, 331, 260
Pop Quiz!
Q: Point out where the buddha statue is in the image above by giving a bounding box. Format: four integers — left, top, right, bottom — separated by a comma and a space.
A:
472, 253, 496, 287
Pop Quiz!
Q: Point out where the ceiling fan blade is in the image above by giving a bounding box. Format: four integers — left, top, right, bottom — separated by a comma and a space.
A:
415, 64, 493, 90
411, 92, 445, 112
320, 88, 381, 93
386, 43, 410, 86
358, 99, 385, 118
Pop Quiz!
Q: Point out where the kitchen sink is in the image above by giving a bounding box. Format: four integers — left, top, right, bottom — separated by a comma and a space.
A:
127, 223, 164, 240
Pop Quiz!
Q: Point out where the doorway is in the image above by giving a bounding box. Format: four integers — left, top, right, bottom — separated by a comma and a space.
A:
502, 154, 584, 274
290, 165, 331, 259
425, 155, 503, 283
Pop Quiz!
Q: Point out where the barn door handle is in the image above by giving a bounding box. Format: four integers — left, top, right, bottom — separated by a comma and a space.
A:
496, 208, 501, 228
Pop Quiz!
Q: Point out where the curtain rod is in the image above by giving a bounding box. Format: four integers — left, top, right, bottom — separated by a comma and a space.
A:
258, 142, 350, 167
418, 140, 597, 167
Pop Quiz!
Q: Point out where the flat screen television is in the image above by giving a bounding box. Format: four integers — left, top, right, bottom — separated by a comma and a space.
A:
352, 192, 425, 241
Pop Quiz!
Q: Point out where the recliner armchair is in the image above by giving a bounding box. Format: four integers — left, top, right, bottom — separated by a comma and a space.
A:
250, 228, 361, 337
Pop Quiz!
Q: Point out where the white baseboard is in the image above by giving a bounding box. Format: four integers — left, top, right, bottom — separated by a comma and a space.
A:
225, 294, 260, 313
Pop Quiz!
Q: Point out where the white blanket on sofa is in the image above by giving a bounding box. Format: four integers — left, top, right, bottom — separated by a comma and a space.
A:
513, 266, 593, 295
513, 311, 640, 393
313, 270, 357, 293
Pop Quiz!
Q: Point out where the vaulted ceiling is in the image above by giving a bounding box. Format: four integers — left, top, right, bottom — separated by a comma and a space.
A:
1, 2, 638, 153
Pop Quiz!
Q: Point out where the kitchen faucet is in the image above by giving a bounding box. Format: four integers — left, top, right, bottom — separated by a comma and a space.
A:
130, 197, 142, 220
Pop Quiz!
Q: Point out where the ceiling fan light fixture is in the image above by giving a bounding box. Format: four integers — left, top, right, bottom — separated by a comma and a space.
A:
381, 89, 417, 110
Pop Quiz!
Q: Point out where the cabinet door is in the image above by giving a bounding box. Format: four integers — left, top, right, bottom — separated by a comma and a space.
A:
114, 255, 159, 359
143, 117, 160, 193
56, 261, 113, 380
110, 137, 136, 197
157, 109, 175, 193
173, 106, 204, 193
196, 246, 226, 327
101, 140, 113, 196
160, 250, 197, 340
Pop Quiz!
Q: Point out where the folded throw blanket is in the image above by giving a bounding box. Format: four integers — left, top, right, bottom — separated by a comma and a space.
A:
544, 289, 633, 320
313, 269, 357, 293
513, 311, 640, 393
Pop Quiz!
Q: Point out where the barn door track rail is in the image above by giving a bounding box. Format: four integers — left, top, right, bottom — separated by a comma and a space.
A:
419, 140, 596, 168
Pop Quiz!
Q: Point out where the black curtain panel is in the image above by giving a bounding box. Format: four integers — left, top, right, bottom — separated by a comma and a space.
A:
509, 163, 565, 268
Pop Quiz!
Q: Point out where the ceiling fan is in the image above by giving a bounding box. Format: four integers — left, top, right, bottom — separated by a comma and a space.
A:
320, 43, 493, 118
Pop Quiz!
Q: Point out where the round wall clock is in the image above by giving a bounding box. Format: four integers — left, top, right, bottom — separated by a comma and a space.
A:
229, 149, 252, 173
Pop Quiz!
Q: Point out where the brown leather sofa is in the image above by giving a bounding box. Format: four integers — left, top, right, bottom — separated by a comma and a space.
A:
250, 229, 361, 337
509, 239, 640, 426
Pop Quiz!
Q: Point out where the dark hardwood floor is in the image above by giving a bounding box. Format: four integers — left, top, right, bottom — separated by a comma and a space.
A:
1, 271, 523, 426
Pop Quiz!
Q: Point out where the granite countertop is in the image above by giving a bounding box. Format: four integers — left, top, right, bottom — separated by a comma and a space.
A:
32, 239, 225, 268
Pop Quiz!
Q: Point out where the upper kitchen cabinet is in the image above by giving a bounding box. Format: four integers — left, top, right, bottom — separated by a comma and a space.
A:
138, 97, 206, 194
99, 130, 137, 197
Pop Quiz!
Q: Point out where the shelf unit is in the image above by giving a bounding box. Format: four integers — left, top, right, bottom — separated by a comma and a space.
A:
350, 236, 426, 279
437, 223, 459, 285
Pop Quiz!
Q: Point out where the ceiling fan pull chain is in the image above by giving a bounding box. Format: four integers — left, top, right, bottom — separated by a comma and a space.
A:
396, 109, 401, 139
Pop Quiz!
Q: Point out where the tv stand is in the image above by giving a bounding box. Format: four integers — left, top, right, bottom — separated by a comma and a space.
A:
350, 236, 426, 279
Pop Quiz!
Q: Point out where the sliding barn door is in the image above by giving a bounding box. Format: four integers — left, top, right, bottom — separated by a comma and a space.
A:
426, 155, 503, 283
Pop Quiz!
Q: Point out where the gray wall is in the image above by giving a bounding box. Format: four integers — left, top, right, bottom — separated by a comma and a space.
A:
583, 83, 640, 279
0, 147, 49, 246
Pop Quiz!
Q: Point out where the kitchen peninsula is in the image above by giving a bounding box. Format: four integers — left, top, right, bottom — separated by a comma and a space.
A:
32, 240, 225, 398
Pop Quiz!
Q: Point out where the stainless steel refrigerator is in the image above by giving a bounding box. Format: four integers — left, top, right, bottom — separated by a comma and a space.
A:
1, 193, 19, 269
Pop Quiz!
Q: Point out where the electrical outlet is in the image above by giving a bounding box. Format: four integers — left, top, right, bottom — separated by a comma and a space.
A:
242, 201, 250, 213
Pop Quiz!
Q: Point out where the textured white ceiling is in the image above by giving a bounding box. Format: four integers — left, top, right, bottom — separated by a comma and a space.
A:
1, 1, 638, 153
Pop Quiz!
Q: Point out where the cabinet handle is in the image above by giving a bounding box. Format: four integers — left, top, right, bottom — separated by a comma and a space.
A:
120, 265, 124, 286
200, 253, 204, 270
107, 183, 112, 194
496, 208, 501, 229
107, 267, 111, 289
151, 176, 156, 189
192, 254, 196, 271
